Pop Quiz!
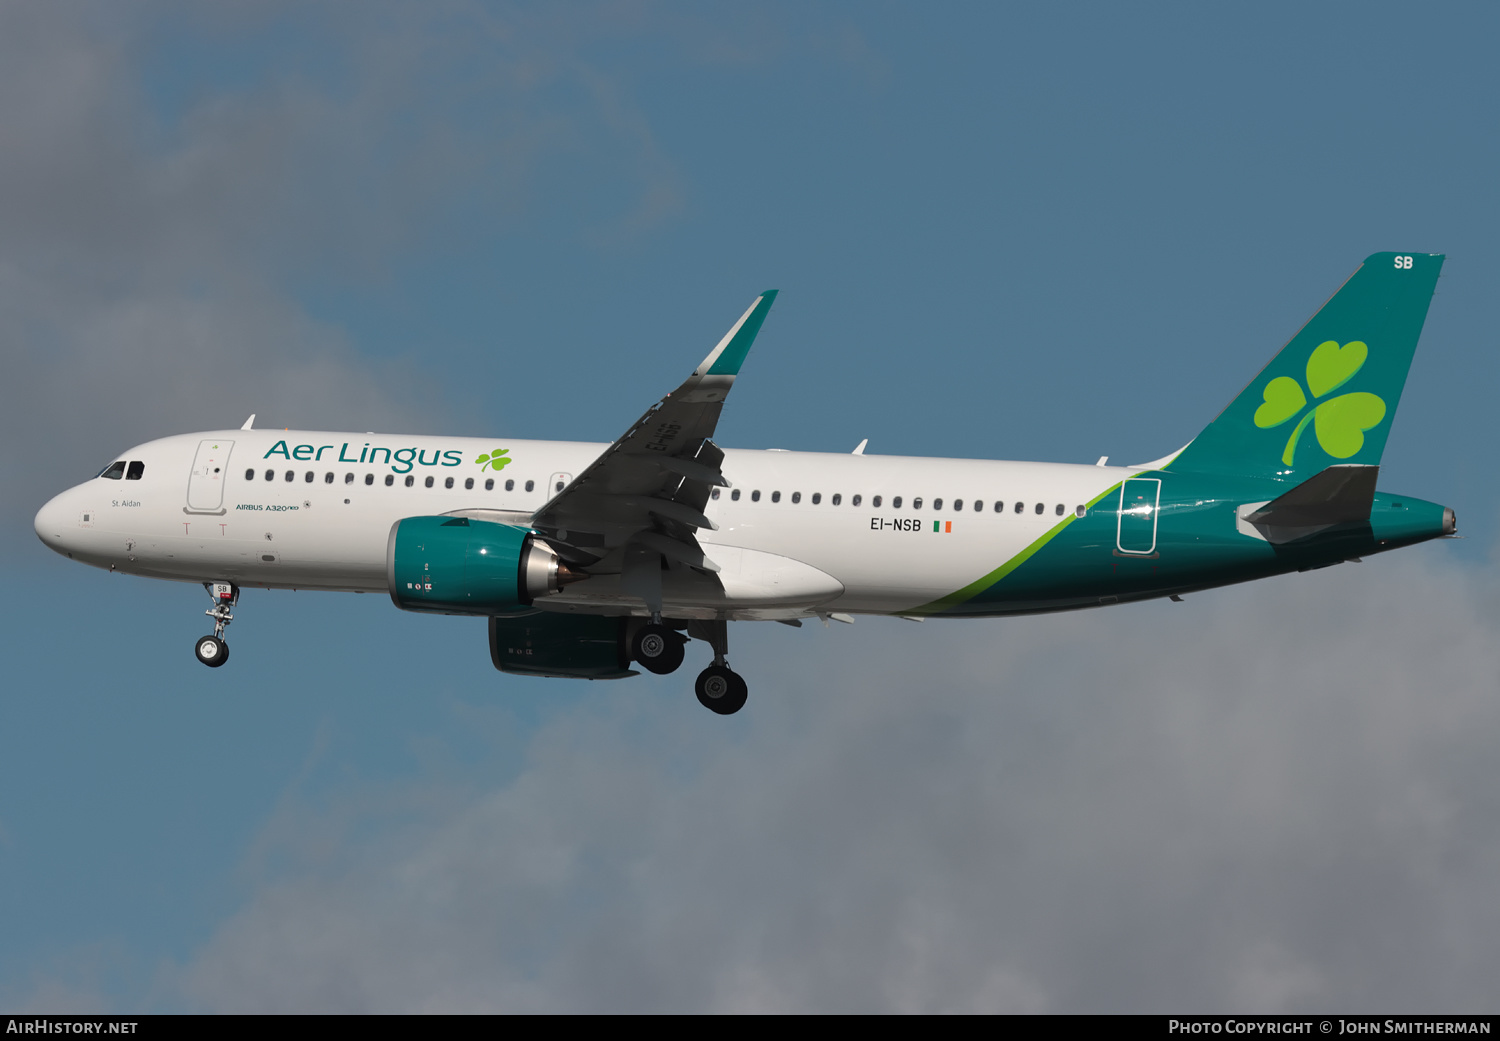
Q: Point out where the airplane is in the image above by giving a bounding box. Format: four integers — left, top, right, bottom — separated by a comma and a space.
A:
33, 252, 1453, 715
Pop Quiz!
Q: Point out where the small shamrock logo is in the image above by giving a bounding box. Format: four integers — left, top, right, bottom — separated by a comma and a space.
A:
1252, 340, 1386, 466
474, 448, 512, 472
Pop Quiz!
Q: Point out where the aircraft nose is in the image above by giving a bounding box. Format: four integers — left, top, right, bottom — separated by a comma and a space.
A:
34, 490, 74, 553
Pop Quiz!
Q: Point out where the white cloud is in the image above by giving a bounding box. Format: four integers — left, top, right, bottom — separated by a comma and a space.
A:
167, 547, 1500, 1012
1, 3, 693, 521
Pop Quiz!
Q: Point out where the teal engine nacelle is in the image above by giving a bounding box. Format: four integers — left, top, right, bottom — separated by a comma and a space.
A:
489, 613, 635, 680
387, 516, 577, 615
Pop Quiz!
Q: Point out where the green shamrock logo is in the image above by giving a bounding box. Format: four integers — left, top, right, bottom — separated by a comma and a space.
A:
474, 448, 512, 472
1252, 340, 1386, 466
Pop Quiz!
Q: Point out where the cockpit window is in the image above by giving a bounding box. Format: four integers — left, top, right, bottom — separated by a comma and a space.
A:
98, 461, 126, 480
125, 461, 145, 480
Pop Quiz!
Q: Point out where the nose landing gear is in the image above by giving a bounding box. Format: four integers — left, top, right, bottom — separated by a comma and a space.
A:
195, 582, 238, 668
195, 634, 228, 667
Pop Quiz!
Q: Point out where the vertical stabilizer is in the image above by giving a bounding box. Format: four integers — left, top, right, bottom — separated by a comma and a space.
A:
1167, 253, 1443, 481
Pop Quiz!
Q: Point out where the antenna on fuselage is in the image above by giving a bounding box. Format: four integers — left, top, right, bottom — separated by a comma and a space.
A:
241, 414, 256, 430
852, 439, 868, 455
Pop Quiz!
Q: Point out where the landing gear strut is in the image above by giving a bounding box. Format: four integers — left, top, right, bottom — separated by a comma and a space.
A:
688, 619, 748, 715
195, 581, 238, 668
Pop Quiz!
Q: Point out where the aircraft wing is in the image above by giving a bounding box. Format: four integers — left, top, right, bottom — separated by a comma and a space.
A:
529, 291, 778, 573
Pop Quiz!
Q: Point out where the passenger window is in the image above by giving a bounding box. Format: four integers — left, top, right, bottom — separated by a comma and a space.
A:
464, 477, 473, 490
555, 480, 565, 492
324, 472, 334, 484
852, 494, 862, 506
994, 501, 1004, 513
832, 494, 842, 506
485, 478, 494, 490
126, 461, 145, 480
1014, 501, 1024, 514
731, 489, 741, 501
98, 461, 126, 480
345, 473, 354, 484
812, 493, 821, 504
934, 498, 943, 511
505, 479, 514, 491
305, 471, 314, 483
424, 476, 434, 488
1075, 505, 1087, 518
913, 497, 923, 509
284, 471, 294, 482
1034, 502, 1044, 515
771, 491, 781, 503
265, 469, 275, 482
791, 492, 800, 504
383, 474, 393, 487
405, 476, 415, 488
1055, 504, 1064, 516
894, 496, 903, 508
751, 490, 761, 502
445, 476, 454, 489
973, 500, 982, 512
873, 495, 882, 507
525, 480, 534, 492
711, 488, 721, 500
365, 473, 374, 486
245, 469, 255, 481
953, 499, 963, 511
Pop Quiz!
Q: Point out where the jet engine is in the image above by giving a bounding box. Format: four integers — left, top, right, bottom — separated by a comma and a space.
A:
387, 516, 582, 615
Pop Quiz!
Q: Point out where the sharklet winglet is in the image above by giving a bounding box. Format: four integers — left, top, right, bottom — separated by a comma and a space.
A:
693, 291, 778, 378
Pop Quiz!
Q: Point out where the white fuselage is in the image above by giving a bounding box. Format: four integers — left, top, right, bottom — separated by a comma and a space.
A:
34, 429, 1133, 618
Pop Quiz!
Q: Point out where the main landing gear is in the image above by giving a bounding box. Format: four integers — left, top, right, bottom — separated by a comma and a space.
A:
628, 617, 749, 714
631, 621, 686, 676
194, 581, 238, 668
687, 619, 747, 715
694, 665, 747, 716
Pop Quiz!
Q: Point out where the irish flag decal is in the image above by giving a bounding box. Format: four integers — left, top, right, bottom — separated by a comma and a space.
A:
932, 521, 952, 533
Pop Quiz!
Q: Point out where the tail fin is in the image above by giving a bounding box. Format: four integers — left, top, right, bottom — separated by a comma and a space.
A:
1167, 252, 1443, 481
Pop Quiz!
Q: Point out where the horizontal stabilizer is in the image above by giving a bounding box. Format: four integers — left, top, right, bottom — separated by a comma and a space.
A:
1241, 464, 1378, 543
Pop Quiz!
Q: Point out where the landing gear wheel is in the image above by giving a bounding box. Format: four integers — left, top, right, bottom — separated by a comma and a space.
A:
632, 624, 685, 675
195, 635, 229, 668
695, 665, 748, 715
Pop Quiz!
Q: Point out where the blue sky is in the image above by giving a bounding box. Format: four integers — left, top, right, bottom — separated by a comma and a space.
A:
2, 1, 1499, 1011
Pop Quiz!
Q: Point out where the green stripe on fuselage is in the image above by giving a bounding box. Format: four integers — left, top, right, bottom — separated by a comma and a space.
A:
906, 482, 1124, 615
911, 472, 1451, 618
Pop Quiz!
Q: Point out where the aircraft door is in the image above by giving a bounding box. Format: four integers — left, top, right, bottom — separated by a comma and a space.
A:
1116, 477, 1161, 555
187, 439, 234, 511
548, 472, 573, 497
